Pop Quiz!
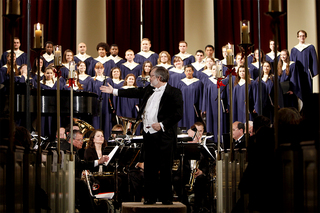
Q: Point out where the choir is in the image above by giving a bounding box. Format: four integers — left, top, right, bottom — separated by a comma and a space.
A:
0, 31, 317, 141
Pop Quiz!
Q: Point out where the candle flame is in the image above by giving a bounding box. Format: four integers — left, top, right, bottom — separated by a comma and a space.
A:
228, 43, 231, 48
243, 23, 246, 26
37, 23, 40, 30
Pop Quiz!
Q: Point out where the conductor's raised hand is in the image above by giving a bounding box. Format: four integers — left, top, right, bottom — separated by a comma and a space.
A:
100, 83, 114, 94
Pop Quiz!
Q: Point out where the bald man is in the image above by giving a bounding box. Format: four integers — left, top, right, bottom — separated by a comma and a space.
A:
74, 42, 94, 71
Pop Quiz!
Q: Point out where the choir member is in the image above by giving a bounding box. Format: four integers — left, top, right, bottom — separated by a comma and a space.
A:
64, 70, 84, 92
134, 38, 159, 66
74, 42, 94, 70
15, 64, 34, 86
119, 49, 142, 78
265, 40, 280, 73
177, 65, 203, 129
108, 44, 126, 67
92, 62, 113, 139
290, 30, 318, 101
1, 37, 27, 67
248, 49, 265, 80
220, 45, 228, 65
233, 66, 255, 123
0, 52, 19, 85
198, 57, 215, 83
31, 57, 45, 80
203, 45, 219, 62
191, 50, 205, 78
171, 41, 195, 66
168, 56, 185, 88
110, 67, 124, 113
278, 49, 299, 108
137, 61, 152, 88
156, 51, 173, 70
201, 65, 225, 142
42, 41, 54, 68
88, 42, 116, 77
77, 61, 93, 92
60, 49, 75, 79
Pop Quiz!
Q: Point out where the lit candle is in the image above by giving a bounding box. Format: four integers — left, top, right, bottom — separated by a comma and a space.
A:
6, 0, 20, 15
226, 43, 234, 65
268, 0, 282, 12
241, 24, 249, 43
54, 46, 62, 66
69, 61, 76, 78
35, 23, 42, 48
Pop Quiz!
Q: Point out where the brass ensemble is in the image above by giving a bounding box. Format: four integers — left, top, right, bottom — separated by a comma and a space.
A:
189, 160, 199, 191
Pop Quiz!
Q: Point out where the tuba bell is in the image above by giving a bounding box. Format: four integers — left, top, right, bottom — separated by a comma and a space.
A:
118, 116, 142, 136
73, 118, 95, 145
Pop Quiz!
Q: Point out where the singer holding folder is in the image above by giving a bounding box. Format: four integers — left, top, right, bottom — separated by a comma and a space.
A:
100, 66, 183, 205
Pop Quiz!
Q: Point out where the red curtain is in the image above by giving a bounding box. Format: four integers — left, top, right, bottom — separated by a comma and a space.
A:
106, 0, 141, 57
2, 0, 77, 60
142, 0, 184, 57
214, 0, 287, 59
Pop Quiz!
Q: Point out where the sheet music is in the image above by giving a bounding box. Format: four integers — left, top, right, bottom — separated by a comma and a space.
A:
104, 146, 119, 166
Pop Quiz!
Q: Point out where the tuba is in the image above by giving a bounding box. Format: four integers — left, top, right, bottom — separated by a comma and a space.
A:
118, 116, 142, 136
73, 118, 95, 144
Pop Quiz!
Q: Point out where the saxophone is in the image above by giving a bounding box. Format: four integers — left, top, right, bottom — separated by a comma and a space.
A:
189, 160, 199, 191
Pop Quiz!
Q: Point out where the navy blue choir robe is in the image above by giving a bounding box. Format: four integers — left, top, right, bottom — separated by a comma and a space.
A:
232, 80, 255, 123
120, 62, 142, 79
168, 67, 186, 88
248, 62, 261, 80
60, 63, 72, 79
1, 50, 27, 67
116, 85, 141, 135
171, 53, 195, 66
252, 78, 268, 118
78, 75, 94, 92
201, 77, 226, 142
134, 51, 159, 66
279, 61, 300, 108
290, 44, 318, 100
156, 64, 173, 70
247, 53, 254, 65
197, 69, 212, 84
92, 76, 114, 139
42, 53, 54, 68
108, 55, 126, 68
191, 62, 205, 78
111, 79, 124, 114
74, 53, 94, 71
14, 75, 35, 86
88, 56, 116, 77
136, 75, 150, 88
265, 51, 280, 74
177, 77, 203, 129
0, 65, 20, 84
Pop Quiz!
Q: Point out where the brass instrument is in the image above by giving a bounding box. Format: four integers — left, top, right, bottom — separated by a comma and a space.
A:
189, 160, 199, 191
118, 116, 142, 136
172, 159, 180, 171
73, 118, 95, 145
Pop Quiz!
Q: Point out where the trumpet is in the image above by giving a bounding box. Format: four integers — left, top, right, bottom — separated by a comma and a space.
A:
189, 160, 199, 191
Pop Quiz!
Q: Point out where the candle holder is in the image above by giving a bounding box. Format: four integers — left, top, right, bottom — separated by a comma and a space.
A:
226, 43, 234, 66
54, 45, 62, 66
34, 23, 44, 48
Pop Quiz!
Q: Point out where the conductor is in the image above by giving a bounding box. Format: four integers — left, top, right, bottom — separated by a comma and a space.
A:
100, 66, 183, 205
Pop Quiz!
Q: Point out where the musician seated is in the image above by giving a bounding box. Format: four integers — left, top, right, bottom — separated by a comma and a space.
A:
110, 124, 125, 140
187, 121, 205, 143
233, 121, 246, 149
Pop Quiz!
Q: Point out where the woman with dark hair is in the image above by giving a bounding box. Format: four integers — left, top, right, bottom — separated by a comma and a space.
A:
0, 52, 19, 84
60, 49, 75, 79
136, 60, 152, 87
31, 57, 45, 80
168, 56, 185, 87
77, 61, 93, 92
248, 49, 265, 80
84, 129, 108, 163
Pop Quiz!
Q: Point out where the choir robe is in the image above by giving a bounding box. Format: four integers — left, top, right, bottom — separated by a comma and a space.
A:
265, 51, 280, 73
290, 44, 318, 100
279, 61, 300, 108
247, 53, 254, 65
108, 55, 126, 68
197, 69, 212, 84
78, 74, 94, 92
120, 62, 142, 79
156, 64, 173, 70
74, 53, 94, 71
191, 62, 205, 78
134, 51, 159, 66
88, 56, 116, 77
248, 62, 262, 80
60, 63, 72, 79
111, 79, 124, 114
1, 50, 27, 67
252, 78, 269, 118
14, 75, 35, 87
0, 65, 20, 84
201, 77, 226, 142
116, 85, 141, 135
168, 67, 186, 88
177, 77, 203, 129
92, 76, 114, 139
42, 53, 54, 68
232, 80, 255, 123
136, 75, 150, 88
171, 53, 195, 66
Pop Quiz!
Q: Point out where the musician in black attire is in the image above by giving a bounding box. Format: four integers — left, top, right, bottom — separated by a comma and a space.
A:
232, 121, 246, 149
100, 66, 183, 205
